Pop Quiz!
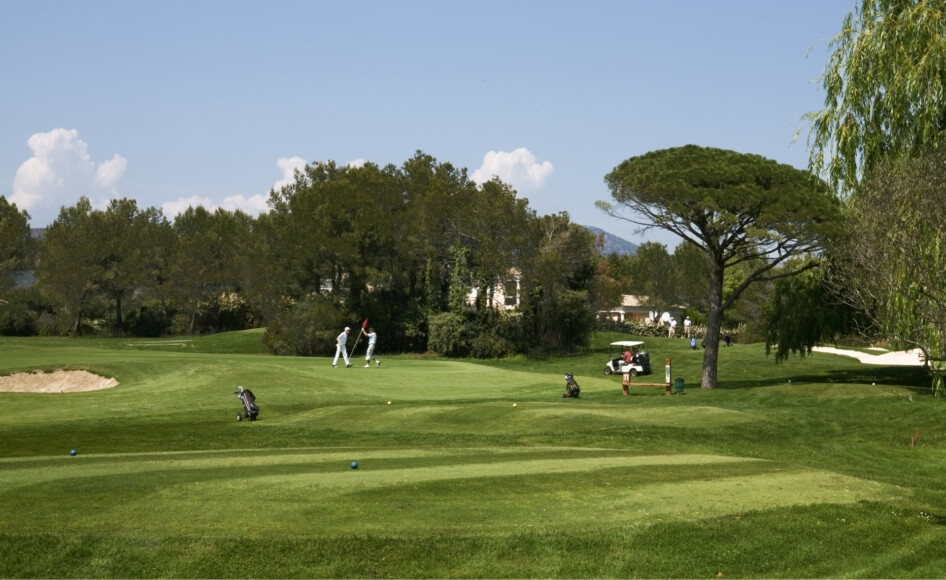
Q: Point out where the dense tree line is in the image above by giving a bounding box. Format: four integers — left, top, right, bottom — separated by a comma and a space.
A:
0, 152, 602, 357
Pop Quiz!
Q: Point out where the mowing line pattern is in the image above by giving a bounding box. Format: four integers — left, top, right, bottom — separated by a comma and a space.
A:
0, 448, 902, 538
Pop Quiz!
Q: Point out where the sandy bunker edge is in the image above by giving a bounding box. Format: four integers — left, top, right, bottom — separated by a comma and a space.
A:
0, 370, 118, 393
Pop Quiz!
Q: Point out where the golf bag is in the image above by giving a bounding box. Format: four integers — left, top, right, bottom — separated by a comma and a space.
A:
235, 386, 259, 421
563, 372, 581, 398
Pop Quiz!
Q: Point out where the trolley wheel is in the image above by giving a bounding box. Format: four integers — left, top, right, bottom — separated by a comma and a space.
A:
237, 414, 242, 421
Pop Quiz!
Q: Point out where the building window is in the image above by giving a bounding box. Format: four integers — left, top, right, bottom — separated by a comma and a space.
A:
503, 277, 519, 307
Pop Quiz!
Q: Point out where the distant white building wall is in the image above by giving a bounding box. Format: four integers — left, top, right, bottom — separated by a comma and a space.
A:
599, 295, 683, 324
467, 271, 521, 310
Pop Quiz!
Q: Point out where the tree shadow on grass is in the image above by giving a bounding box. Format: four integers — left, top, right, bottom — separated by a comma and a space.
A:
717, 365, 931, 391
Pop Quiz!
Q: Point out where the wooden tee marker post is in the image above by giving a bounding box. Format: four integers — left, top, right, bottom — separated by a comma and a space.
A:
625, 358, 673, 394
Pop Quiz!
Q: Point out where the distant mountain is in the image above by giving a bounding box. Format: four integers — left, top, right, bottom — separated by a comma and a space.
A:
583, 226, 638, 255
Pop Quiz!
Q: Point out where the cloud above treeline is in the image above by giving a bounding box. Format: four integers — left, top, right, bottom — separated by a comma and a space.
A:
272, 156, 307, 191
8, 128, 278, 224
159, 193, 271, 221
11, 128, 127, 220
162, 157, 305, 219
470, 148, 554, 191
8, 130, 553, 225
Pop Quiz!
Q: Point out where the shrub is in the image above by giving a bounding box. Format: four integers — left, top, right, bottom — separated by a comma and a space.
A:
428, 310, 525, 358
202, 293, 260, 332
427, 312, 470, 356
262, 320, 295, 356
0, 298, 36, 336
263, 296, 350, 356
469, 332, 515, 358
595, 318, 746, 343
170, 313, 193, 335
595, 318, 668, 337
35, 312, 60, 336
521, 289, 596, 355
126, 306, 170, 337
556, 290, 596, 351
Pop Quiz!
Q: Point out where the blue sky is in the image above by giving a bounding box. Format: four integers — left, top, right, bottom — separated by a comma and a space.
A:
1, 0, 853, 247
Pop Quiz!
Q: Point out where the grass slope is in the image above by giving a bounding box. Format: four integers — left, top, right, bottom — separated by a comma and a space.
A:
1, 330, 944, 578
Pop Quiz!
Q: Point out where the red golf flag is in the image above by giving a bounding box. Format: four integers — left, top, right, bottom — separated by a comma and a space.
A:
362, 318, 369, 329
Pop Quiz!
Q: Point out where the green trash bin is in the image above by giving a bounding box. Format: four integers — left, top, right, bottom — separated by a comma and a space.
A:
674, 377, 684, 394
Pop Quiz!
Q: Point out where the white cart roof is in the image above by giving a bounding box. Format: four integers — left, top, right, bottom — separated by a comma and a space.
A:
609, 340, 644, 347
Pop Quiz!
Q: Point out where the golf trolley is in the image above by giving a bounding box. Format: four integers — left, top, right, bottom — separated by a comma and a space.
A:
563, 372, 581, 398
234, 386, 259, 421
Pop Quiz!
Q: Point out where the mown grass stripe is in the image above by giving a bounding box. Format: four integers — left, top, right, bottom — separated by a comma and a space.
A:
2, 462, 901, 538
0, 450, 754, 484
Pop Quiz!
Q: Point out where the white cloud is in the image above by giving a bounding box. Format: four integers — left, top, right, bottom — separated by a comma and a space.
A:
270, 156, 368, 196
221, 193, 269, 215
272, 156, 307, 191
161, 196, 217, 220
163, 156, 304, 222
11, 128, 127, 220
95, 155, 128, 191
346, 158, 367, 169
471, 147, 553, 190
162, 193, 270, 221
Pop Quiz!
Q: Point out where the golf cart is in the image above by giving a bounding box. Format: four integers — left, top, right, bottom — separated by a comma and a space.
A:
604, 340, 652, 376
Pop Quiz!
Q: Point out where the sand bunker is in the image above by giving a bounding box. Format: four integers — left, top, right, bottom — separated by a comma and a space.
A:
812, 346, 925, 366
0, 370, 118, 393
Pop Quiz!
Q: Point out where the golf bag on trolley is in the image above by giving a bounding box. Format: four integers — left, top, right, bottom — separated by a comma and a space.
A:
563, 372, 581, 398
235, 386, 259, 421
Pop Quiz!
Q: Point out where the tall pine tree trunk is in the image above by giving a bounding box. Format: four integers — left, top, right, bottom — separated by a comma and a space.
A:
701, 260, 724, 389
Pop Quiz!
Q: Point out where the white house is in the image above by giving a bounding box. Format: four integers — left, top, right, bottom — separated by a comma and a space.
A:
467, 271, 521, 310
599, 295, 684, 325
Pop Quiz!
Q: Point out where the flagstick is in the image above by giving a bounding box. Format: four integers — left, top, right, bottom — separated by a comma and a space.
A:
347, 328, 364, 359
347, 319, 369, 359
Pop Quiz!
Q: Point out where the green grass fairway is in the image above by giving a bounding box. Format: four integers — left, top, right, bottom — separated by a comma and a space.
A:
2, 331, 945, 578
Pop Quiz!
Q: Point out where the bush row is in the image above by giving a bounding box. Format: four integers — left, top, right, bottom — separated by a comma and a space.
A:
594, 318, 744, 343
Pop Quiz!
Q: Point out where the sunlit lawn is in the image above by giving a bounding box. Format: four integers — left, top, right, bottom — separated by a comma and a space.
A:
1, 330, 943, 578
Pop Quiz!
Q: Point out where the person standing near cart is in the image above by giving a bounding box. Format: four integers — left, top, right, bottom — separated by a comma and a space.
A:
364, 327, 380, 367
622, 347, 631, 395
333, 326, 352, 368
